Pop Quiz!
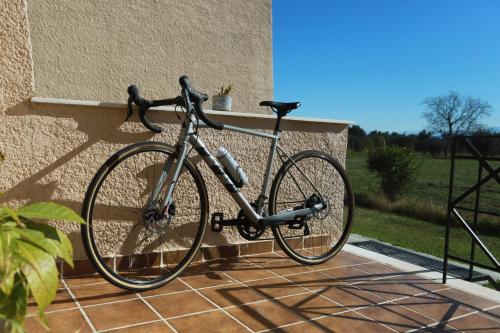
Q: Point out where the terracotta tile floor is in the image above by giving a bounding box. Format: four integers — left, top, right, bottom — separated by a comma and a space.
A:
24, 251, 500, 332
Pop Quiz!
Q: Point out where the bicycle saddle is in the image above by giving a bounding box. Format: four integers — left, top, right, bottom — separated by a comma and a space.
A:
260, 101, 301, 115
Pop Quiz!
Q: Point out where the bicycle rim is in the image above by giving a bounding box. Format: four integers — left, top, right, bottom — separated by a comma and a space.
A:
270, 150, 354, 264
81, 142, 207, 291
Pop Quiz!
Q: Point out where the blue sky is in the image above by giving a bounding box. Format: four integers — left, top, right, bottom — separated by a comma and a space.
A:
272, 0, 500, 133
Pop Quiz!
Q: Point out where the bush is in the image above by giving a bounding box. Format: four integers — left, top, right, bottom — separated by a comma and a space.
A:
367, 146, 417, 202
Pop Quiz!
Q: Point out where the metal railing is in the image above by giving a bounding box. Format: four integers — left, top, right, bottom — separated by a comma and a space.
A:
443, 135, 500, 289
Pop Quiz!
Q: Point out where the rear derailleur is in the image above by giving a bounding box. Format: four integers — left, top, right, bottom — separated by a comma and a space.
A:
283, 193, 327, 236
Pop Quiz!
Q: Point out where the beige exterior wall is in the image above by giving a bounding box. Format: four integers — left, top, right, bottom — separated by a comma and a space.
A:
28, 0, 273, 113
1, 0, 350, 260
0, 0, 33, 113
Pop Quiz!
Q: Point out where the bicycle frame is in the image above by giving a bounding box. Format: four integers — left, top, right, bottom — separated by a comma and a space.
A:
149, 113, 325, 227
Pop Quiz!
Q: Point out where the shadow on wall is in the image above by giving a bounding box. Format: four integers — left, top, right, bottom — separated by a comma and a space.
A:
1, 101, 229, 257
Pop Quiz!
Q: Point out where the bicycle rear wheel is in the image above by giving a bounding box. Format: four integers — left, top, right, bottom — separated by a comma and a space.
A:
269, 150, 354, 264
81, 141, 208, 291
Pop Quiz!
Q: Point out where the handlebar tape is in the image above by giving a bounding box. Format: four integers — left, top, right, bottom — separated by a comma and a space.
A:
179, 76, 224, 130
127, 84, 162, 133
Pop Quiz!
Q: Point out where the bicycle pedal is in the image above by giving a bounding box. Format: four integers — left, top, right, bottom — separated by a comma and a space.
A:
211, 212, 224, 232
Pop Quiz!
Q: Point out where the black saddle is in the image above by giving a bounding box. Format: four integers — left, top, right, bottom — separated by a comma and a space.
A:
260, 101, 301, 116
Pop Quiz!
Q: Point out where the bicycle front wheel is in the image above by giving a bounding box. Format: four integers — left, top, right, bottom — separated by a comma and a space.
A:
269, 150, 354, 264
81, 141, 208, 291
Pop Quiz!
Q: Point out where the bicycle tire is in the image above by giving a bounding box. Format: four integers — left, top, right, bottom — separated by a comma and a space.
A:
269, 150, 354, 264
81, 141, 208, 291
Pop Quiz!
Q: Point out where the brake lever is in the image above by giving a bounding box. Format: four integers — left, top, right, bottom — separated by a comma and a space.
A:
125, 97, 134, 121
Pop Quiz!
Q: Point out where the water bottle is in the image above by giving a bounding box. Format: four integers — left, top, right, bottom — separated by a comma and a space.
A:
215, 146, 248, 187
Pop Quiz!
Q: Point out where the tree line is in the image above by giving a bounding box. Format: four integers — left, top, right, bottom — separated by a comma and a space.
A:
349, 91, 497, 156
348, 126, 500, 156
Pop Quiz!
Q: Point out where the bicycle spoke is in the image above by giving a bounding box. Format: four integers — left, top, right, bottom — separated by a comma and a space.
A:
83, 144, 206, 288
272, 152, 353, 263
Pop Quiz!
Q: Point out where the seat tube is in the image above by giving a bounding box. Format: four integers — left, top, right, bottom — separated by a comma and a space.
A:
257, 130, 280, 214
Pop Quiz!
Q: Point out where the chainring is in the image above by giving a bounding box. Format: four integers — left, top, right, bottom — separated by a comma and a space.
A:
236, 205, 266, 241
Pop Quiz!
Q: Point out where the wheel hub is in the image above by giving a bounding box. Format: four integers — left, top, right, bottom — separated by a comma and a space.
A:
305, 194, 329, 220
143, 203, 175, 232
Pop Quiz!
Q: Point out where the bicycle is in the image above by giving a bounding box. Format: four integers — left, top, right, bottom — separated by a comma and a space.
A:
81, 76, 354, 291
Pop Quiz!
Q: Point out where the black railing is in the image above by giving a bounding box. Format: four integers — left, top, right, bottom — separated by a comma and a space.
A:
443, 135, 500, 289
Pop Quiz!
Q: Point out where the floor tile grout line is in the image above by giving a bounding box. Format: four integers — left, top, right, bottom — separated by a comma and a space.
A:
65, 263, 330, 290
272, 250, 420, 286
473, 304, 500, 324
59, 250, 371, 283
135, 291, 179, 333
314, 255, 499, 332
46, 255, 491, 326
164, 308, 220, 321
241, 255, 349, 307
25, 306, 79, 318
250, 255, 454, 333
42, 271, 380, 320
241, 255, 400, 333
60, 278, 98, 333
67, 281, 109, 289
64, 249, 379, 275
97, 319, 164, 333
56, 285, 481, 332
244, 254, 396, 309
177, 277, 256, 333
253, 303, 397, 333
62, 257, 376, 291
57, 262, 378, 312
55, 251, 498, 331
484, 304, 500, 311
217, 272, 325, 309
60, 251, 280, 280
403, 310, 482, 333
221, 270, 398, 333
76, 296, 140, 309
350, 309, 400, 333
255, 252, 479, 333
314, 264, 459, 326
307, 254, 486, 331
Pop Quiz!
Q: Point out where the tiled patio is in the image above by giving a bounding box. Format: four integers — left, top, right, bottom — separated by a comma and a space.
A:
25, 250, 500, 332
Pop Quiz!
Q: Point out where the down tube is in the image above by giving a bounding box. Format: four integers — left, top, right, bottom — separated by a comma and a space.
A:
189, 134, 260, 224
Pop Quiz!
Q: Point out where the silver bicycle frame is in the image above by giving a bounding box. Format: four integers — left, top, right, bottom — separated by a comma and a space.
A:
150, 114, 324, 226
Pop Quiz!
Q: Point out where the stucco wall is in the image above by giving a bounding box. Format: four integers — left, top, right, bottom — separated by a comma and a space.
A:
28, 0, 273, 113
0, 0, 33, 114
2, 99, 348, 259
1, 0, 351, 261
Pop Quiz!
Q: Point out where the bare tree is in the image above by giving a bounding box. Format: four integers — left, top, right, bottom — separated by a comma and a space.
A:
422, 91, 492, 137
422, 91, 492, 156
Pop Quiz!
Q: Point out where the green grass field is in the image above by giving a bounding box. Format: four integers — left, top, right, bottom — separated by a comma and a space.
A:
351, 207, 499, 268
345, 150, 499, 267
346, 150, 499, 214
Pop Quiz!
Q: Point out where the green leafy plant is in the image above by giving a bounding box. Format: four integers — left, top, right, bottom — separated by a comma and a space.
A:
367, 146, 417, 203
217, 83, 233, 96
0, 202, 84, 332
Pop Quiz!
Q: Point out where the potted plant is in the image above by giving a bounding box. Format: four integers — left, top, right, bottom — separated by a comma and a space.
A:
212, 84, 233, 111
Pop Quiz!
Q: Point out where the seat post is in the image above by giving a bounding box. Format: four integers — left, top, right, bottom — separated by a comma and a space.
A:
274, 110, 285, 132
